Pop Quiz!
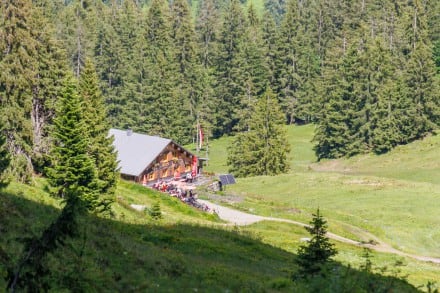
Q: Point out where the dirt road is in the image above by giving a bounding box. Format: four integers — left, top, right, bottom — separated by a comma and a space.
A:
198, 199, 440, 264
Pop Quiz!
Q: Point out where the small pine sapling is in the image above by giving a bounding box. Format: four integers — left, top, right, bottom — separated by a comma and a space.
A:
295, 208, 337, 276
150, 202, 162, 220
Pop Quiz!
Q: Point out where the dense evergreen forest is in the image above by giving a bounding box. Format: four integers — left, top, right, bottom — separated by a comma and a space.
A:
1, 0, 439, 181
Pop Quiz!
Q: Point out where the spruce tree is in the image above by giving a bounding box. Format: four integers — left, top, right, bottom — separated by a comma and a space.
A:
142, 0, 192, 143
149, 202, 162, 220
314, 43, 362, 160
264, 0, 286, 25
78, 59, 119, 199
232, 3, 269, 132
46, 75, 99, 211
30, 6, 68, 174
295, 209, 337, 276
0, 0, 37, 182
196, 0, 219, 69
228, 87, 290, 177
0, 125, 10, 188
274, 0, 320, 124
170, 0, 205, 142
213, 0, 248, 136
261, 10, 278, 87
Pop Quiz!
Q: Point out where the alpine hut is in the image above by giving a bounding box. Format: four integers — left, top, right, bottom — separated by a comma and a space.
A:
110, 129, 198, 185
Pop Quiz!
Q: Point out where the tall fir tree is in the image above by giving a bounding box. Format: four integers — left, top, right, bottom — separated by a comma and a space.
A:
0, 123, 10, 188
30, 6, 68, 174
263, 0, 285, 25
0, 0, 37, 182
314, 42, 364, 160
196, 0, 219, 69
213, 0, 248, 137
228, 87, 290, 177
274, 0, 320, 124
400, 2, 440, 136
78, 59, 119, 199
233, 3, 269, 132
46, 75, 99, 211
58, 0, 102, 77
261, 10, 278, 87
170, 0, 206, 142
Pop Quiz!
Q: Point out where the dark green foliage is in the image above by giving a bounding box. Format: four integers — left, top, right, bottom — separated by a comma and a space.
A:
79, 59, 119, 201
30, 6, 68, 174
264, 0, 285, 25
434, 41, 440, 73
228, 87, 290, 177
212, 0, 248, 136
1, 0, 439, 184
0, 125, 10, 189
273, 0, 320, 124
150, 202, 162, 220
45, 75, 99, 211
0, 0, 36, 182
295, 209, 337, 276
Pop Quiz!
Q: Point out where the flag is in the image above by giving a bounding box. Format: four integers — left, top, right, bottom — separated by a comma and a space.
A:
199, 125, 204, 149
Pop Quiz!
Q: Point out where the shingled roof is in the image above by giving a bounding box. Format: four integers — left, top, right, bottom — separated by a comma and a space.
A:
109, 129, 171, 177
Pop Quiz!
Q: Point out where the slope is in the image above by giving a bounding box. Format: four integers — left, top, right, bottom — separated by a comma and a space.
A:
0, 178, 421, 292
200, 124, 440, 287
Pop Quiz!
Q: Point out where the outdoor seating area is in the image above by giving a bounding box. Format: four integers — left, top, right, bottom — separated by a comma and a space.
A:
150, 176, 210, 212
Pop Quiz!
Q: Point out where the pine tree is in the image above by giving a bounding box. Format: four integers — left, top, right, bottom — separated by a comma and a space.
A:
261, 10, 278, 87
170, 0, 205, 143
58, 0, 102, 77
142, 0, 192, 143
149, 202, 162, 220
295, 209, 337, 276
233, 3, 269, 132
196, 0, 219, 69
274, 0, 320, 124
213, 0, 248, 136
46, 75, 99, 211
314, 43, 362, 160
400, 2, 440, 136
30, 5, 68, 174
0, 124, 10, 188
228, 87, 290, 177
264, 0, 285, 25
78, 59, 118, 200
0, 0, 37, 182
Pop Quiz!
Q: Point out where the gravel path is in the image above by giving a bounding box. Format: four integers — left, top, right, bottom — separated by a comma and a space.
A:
198, 199, 440, 264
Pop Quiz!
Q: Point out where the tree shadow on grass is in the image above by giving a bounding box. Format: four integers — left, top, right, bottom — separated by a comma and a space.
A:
0, 191, 422, 292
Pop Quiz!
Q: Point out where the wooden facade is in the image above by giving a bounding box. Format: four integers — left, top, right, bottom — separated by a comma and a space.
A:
139, 142, 195, 185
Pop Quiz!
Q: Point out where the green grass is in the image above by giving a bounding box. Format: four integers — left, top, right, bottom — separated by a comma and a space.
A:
1, 125, 439, 291
1, 179, 422, 291
202, 124, 440, 287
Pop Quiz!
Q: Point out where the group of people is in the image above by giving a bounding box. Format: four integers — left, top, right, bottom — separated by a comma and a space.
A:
150, 176, 210, 212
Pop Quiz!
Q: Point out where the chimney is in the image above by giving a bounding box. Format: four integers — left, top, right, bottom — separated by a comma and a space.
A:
127, 128, 133, 136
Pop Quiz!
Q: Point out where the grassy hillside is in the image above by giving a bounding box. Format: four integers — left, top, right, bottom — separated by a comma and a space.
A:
1, 125, 438, 291
0, 179, 422, 292
200, 125, 440, 287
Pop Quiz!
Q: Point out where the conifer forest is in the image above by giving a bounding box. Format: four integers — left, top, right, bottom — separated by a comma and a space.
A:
1, 0, 439, 180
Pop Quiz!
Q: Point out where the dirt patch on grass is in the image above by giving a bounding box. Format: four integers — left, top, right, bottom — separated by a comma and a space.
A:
284, 208, 302, 214
310, 160, 353, 173
204, 192, 244, 204
344, 179, 384, 187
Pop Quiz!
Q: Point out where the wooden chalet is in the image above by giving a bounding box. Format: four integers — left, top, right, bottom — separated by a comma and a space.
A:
110, 129, 199, 185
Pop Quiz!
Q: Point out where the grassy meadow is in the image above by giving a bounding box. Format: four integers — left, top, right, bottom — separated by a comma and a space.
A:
1, 178, 422, 291
197, 124, 440, 287
1, 124, 439, 291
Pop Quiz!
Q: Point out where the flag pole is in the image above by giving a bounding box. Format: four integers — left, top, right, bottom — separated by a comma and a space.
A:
196, 114, 200, 154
